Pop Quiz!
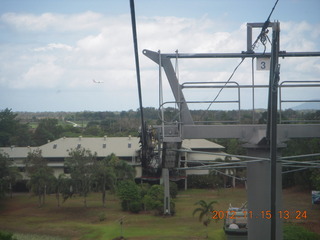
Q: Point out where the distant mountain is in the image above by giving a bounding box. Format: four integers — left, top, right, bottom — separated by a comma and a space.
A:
292, 102, 320, 110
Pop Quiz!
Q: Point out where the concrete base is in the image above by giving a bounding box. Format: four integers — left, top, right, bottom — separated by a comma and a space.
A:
246, 149, 283, 240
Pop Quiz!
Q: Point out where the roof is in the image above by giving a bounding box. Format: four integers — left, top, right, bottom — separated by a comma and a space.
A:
0, 146, 36, 159
1, 136, 140, 159
0, 137, 225, 160
41, 136, 140, 158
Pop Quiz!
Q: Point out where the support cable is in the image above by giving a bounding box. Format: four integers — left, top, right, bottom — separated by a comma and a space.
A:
177, 148, 270, 161
201, 57, 245, 119
201, 0, 280, 120
252, 0, 280, 52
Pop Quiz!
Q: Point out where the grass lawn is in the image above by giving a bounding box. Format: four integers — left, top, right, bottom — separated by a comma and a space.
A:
0, 187, 319, 240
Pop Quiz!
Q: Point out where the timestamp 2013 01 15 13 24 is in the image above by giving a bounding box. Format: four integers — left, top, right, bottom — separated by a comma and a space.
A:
212, 210, 307, 220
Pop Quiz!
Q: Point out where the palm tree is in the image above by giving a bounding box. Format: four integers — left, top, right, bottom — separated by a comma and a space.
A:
193, 200, 218, 239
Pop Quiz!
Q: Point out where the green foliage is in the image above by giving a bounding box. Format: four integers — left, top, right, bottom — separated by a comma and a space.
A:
0, 108, 32, 147
0, 109, 18, 147
0, 156, 21, 198
311, 169, 320, 190
13, 233, 66, 240
128, 200, 142, 213
282, 138, 320, 189
169, 181, 178, 198
138, 183, 150, 199
143, 185, 164, 213
25, 149, 55, 207
283, 224, 320, 240
141, 184, 175, 215
33, 119, 63, 146
98, 212, 106, 222
0, 152, 11, 198
117, 180, 141, 212
53, 174, 74, 207
0, 231, 17, 240
193, 199, 218, 238
106, 154, 135, 181
91, 156, 116, 207
64, 148, 96, 207
187, 174, 224, 189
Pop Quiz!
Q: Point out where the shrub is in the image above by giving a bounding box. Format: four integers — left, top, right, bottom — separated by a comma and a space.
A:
169, 181, 178, 198
0, 231, 17, 240
143, 184, 175, 215
283, 224, 320, 240
143, 185, 164, 214
98, 212, 106, 222
138, 183, 150, 199
129, 200, 142, 213
187, 174, 224, 189
117, 180, 142, 213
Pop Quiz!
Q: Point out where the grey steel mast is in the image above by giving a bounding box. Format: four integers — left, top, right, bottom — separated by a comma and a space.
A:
143, 21, 320, 240
129, 0, 148, 165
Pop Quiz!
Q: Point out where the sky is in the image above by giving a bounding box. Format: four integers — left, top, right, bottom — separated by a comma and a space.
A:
0, 0, 319, 112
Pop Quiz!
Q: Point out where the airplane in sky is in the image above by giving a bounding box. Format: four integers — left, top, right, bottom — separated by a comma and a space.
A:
92, 79, 104, 83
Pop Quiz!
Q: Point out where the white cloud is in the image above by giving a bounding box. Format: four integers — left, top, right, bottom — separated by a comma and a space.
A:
281, 21, 319, 51
19, 58, 64, 89
34, 43, 74, 52
1, 11, 105, 32
0, 11, 319, 111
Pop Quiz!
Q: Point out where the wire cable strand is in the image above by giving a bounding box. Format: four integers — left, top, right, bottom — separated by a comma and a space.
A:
201, 57, 245, 119
201, 0, 280, 120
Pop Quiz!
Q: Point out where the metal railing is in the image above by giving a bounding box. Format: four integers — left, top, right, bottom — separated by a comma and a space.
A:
279, 80, 320, 123
159, 80, 320, 125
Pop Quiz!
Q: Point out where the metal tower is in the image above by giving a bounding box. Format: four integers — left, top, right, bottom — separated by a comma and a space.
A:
143, 21, 320, 240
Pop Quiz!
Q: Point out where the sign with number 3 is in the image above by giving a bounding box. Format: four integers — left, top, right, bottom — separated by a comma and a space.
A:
256, 57, 270, 71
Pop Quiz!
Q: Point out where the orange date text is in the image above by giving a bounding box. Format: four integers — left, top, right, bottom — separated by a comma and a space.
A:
212, 210, 307, 220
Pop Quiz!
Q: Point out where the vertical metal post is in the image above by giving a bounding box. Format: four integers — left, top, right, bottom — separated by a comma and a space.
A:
247, 24, 253, 53
251, 58, 255, 123
159, 51, 165, 141
269, 21, 280, 240
162, 168, 170, 215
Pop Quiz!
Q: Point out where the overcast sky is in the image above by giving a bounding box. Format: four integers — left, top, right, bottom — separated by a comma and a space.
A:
1, 0, 319, 112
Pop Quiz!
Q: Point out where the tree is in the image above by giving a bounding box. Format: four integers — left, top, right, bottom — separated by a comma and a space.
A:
92, 156, 116, 207
65, 148, 96, 207
54, 173, 74, 207
282, 138, 320, 189
0, 109, 18, 147
0, 152, 11, 198
25, 149, 55, 207
6, 165, 21, 199
0, 108, 32, 147
193, 200, 218, 239
311, 169, 320, 191
106, 153, 135, 182
33, 119, 63, 145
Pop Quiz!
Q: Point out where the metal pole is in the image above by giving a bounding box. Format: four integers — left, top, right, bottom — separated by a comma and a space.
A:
143, 49, 320, 59
251, 58, 255, 123
269, 21, 280, 240
130, 0, 146, 147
